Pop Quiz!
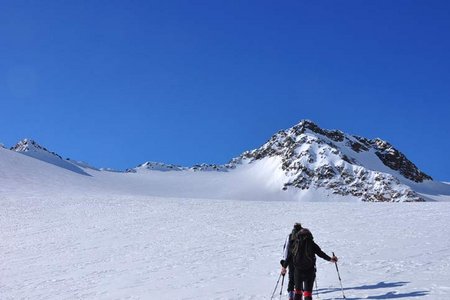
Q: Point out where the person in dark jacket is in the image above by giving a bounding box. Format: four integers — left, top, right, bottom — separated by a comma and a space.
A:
280, 223, 303, 300
281, 228, 337, 300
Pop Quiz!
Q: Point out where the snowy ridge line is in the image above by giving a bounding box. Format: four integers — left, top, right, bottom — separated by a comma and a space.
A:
127, 161, 232, 173
2, 120, 450, 202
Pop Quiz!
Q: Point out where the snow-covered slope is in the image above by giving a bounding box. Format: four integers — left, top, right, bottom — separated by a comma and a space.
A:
0, 147, 311, 202
1, 120, 449, 202
11, 139, 91, 175
2, 195, 450, 299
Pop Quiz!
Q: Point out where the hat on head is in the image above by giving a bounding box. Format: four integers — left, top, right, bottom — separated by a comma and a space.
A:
293, 223, 302, 231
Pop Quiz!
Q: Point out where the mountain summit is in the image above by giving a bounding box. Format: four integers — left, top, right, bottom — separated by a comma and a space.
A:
11, 139, 63, 159
10, 139, 90, 175
230, 120, 431, 202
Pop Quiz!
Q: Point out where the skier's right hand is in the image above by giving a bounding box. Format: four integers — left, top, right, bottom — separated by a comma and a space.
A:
330, 255, 338, 263
281, 267, 287, 275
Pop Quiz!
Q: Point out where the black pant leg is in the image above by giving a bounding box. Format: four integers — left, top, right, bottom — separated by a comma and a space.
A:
287, 263, 295, 292
302, 271, 316, 300
293, 268, 316, 300
303, 271, 315, 292
294, 267, 300, 291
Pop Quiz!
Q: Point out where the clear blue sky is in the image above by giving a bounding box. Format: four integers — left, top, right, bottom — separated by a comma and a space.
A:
1, 0, 449, 180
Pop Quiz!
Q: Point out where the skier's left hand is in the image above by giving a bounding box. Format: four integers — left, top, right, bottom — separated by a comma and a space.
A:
330, 255, 338, 263
280, 267, 287, 275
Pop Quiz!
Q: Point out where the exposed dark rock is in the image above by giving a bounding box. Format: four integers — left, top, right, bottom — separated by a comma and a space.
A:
349, 140, 369, 153
370, 138, 432, 182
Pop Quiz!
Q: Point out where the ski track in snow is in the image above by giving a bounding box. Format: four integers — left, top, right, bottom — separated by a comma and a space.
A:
1, 196, 450, 299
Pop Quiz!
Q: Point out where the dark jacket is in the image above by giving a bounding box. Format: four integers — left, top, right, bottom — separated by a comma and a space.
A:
283, 240, 332, 269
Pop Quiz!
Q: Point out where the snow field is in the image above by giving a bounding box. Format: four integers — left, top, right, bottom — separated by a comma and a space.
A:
1, 196, 450, 299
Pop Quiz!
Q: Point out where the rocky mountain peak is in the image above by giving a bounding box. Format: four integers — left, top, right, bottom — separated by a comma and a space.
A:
292, 119, 346, 142
9, 138, 93, 176
230, 120, 432, 202
11, 139, 62, 159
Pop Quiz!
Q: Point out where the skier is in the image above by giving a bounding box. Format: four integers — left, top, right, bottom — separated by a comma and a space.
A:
280, 228, 338, 300
280, 223, 303, 300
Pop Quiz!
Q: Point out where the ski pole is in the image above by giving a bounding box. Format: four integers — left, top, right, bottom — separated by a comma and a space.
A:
315, 276, 320, 299
332, 252, 346, 299
271, 273, 282, 299
314, 264, 320, 299
279, 274, 285, 299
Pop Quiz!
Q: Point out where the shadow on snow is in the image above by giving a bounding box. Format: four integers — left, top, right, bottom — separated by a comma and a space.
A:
316, 281, 429, 299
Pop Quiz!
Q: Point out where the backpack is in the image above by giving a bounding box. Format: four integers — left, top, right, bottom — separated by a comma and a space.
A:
292, 228, 316, 270
288, 228, 300, 253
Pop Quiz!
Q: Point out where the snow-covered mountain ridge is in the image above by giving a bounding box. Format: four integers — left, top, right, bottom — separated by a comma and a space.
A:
9, 138, 92, 175
11, 138, 62, 159
127, 162, 230, 172
230, 120, 433, 201
2, 120, 449, 202
233, 120, 430, 181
